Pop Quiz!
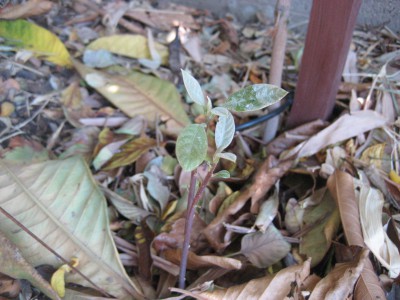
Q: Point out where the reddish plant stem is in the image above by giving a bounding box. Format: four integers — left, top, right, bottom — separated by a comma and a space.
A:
178, 164, 217, 289
0, 206, 112, 298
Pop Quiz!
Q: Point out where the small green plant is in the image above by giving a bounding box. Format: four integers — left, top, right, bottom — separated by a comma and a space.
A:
176, 70, 288, 289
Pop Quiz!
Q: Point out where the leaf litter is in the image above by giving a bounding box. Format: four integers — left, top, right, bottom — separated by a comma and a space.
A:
0, 0, 399, 299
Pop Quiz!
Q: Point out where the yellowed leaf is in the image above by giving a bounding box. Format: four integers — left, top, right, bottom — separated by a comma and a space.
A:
51, 258, 79, 297
87, 35, 169, 65
0, 20, 71, 67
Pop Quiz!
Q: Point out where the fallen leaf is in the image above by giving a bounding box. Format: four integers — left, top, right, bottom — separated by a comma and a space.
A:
0, 231, 60, 300
194, 258, 311, 300
103, 136, 157, 170
0, 157, 143, 299
359, 184, 400, 277
0, 0, 52, 20
73, 61, 190, 132
51, 258, 79, 298
300, 188, 341, 267
327, 171, 386, 300
124, 8, 199, 31
100, 186, 152, 224
163, 249, 242, 270
240, 224, 291, 268
0, 19, 71, 67
282, 110, 387, 159
254, 183, 279, 232
87, 34, 169, 65
203, 156, 292, 250
309, 249, 369, 299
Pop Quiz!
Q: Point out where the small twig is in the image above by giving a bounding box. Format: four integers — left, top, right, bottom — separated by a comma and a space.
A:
0, 206, 112, 298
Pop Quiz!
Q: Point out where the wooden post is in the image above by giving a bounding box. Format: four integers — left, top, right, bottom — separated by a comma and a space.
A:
286, 0, 362, 128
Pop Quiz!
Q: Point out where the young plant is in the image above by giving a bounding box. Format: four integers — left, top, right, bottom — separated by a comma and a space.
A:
176, 70, 288, 289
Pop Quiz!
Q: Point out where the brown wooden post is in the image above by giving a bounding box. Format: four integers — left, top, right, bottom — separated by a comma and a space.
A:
286, 0, 362, 128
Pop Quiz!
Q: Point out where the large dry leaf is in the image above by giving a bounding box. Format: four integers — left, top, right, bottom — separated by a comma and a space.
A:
327, 171, 386, 300
240, 224, 290, 268
309, 249, 369, 300
203, 156, 292, 250
0, 157, 142, 299
194, 258, 311, 300
359, 185, 400, 277
282, 110, 387, 159
0, 231, 60, 300
73, 61, 190, 132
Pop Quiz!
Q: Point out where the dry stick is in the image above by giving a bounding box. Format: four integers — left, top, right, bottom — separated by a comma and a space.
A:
178, 164, 217, 289
262, 0, 291, 143
0, 206, 112, 298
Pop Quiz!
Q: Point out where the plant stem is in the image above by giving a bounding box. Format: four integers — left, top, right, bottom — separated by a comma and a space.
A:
178, 164, 217, 289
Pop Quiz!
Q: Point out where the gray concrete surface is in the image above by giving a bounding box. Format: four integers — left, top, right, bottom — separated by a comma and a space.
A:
159, 0, 400, 32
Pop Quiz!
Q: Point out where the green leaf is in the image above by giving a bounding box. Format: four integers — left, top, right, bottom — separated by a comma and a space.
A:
0, 20, 71, 67
103, 137, 157, 170
73, 61, 190, 131
176, 124, 207, 172
213, 170, 230, 179
213, 108, 235, 151
181, 69, 205, 106
0, 157, 143, 299
87, 34, 169, 65
214, 152, 237, 163
223, 84, 288, 112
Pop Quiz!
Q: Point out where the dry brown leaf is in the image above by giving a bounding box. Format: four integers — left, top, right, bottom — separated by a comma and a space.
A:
153, 214, 207, 254
163, 249, 242, 270
327, 171, 386, 300
0, 0, 52, 19
203, 156, 292, 250
266, 119, 328, 157
309, 249, 369, 300
124, 9, 199, 31
193, 258, 311, 300
282, 110, 387, 159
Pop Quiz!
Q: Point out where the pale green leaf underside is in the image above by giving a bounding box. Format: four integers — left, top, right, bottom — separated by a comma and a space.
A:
181, 69, 205, 106
213, 170, 230, 179
73, 61, 190, 130
215, 152, 237, 163
223, 84, 288, 112
215, 111, 235, 151
0, 157, 142, 299
176, 124, 207, 172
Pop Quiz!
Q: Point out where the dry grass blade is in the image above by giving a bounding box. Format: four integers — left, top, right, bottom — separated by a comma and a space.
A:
327, 171, 386, 300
